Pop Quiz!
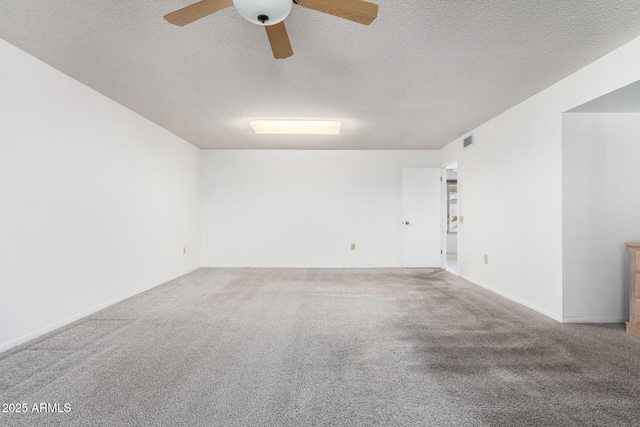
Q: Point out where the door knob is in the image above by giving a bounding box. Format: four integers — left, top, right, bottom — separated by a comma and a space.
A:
404, 221, 410, 225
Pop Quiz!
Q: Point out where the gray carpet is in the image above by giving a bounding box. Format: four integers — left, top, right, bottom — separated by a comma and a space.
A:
1, 268, 640, 426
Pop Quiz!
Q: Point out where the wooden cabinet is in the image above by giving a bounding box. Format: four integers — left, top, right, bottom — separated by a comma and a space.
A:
626, 242, 640, 338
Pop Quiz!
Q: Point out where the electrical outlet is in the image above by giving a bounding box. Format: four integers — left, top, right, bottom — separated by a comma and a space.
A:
183, 247, 187, 255
351, 243, 356, 251
460, 215, 464, 224
484, 254, 488, 264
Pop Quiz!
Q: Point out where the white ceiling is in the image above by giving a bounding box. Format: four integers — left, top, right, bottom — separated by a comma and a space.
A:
2, 1, 640, 150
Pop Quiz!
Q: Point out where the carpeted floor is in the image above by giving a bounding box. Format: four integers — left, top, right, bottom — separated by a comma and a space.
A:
1, 268, 640, 426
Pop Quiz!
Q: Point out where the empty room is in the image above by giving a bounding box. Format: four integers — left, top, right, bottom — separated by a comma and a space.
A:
2, 1, 640, 425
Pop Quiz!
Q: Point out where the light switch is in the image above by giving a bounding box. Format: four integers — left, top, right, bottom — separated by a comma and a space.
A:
351, 243, 356, 251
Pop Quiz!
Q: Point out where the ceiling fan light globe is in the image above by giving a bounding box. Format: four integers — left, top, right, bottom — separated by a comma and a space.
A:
233, 0, 292, 26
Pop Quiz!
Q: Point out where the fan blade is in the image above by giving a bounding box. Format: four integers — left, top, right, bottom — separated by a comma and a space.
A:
265, 22, 293, 59
295, 0, 378, 25
164, 0, 233, 26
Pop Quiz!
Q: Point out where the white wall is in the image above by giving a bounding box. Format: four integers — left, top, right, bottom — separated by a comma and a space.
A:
562, 113, 640, 322
439, 35, 640, 321
0, 40, 201, 352
201, 150, 440, 267
446, 234, 458, 254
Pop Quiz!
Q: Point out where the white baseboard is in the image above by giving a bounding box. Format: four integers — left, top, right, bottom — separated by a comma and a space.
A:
458, 274, 563, 323
562, 316, 627, 324
200, 265, 404, 269
0, 268, 199, 354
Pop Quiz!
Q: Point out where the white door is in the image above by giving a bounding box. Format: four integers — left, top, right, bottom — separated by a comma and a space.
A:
403, 168, 442, 267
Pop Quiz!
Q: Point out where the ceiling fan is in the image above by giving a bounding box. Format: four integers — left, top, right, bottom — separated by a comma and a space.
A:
164, 0, 378, 59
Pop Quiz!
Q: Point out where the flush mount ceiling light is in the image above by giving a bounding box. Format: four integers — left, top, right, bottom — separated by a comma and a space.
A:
164, 0, 378, 59
250, 120, 341, 135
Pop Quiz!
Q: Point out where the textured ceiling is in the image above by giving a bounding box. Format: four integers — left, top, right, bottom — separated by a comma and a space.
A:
2, 1, 640, 149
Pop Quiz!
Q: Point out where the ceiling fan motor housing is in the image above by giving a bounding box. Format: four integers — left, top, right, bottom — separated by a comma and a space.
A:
233, 0, 292, 26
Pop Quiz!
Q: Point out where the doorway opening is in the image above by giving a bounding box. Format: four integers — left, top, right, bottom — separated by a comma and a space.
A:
445, 163, 458, 274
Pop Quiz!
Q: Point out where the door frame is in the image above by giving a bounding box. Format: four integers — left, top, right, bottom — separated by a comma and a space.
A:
441, 161, 458, 271
440, 167, 448, 269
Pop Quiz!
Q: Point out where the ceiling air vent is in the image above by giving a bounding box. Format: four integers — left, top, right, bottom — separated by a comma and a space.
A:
463, 135, 474, 149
